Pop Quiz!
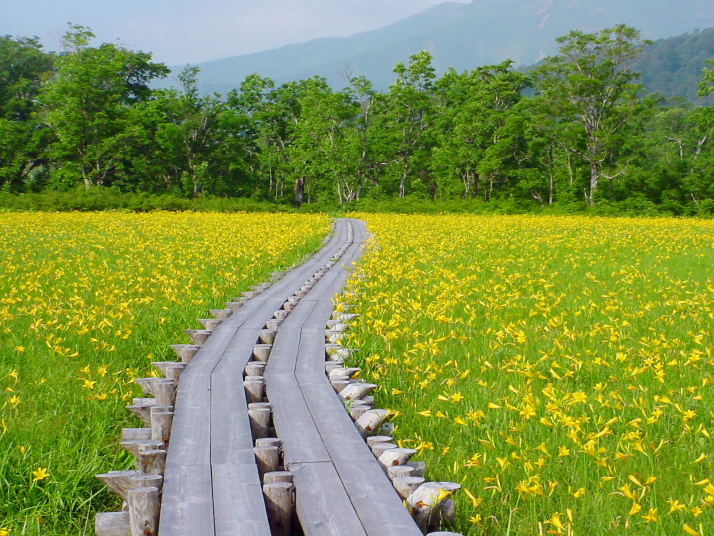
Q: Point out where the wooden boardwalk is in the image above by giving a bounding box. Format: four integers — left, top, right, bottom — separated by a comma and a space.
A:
158, 219, 422, 536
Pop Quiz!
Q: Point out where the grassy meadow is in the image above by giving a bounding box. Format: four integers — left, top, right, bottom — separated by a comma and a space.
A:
339, 214, 714, 536
0, 212, 329, 535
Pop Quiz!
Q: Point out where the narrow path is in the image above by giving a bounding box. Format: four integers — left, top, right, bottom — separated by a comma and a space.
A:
159, 219, 421, 536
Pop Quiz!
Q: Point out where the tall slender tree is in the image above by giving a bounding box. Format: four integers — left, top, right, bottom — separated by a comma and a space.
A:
534, 25, 649, 205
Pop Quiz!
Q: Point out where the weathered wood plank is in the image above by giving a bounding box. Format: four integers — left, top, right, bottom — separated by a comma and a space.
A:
265, 373, 330, 465
212, 464, 272, 536
158, 464, 214, 535
290, 462, 366, 536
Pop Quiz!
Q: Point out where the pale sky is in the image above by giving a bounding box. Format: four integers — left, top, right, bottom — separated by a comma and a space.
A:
1, 0, 467, 65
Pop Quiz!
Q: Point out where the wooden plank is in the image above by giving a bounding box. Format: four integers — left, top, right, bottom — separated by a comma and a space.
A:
212, 464, 272, 536
159, 464, 214, 535
332, 458, 422, 536
290, 462, 366, 536
298, 381, 376, 464
166, 372, 212, 466
210, 330, 263, 465
265, 374, 330, 464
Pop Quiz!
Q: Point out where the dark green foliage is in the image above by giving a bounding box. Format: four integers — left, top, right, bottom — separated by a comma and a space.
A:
1, 23, 713, 215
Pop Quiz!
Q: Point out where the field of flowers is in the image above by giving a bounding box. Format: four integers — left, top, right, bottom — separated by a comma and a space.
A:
339, 214, 714, 536
0, 212, 329, 535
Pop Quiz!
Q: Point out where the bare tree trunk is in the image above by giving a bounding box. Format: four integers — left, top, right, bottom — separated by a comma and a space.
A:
294, 178, 305, 207
589, 161, 599, 206
399, 169, 408, 198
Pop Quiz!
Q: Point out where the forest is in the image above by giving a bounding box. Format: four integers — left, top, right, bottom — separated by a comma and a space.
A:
1, 23, 713, 214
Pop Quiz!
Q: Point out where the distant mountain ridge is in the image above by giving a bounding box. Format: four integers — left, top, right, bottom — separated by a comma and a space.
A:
160, 0, 714, 96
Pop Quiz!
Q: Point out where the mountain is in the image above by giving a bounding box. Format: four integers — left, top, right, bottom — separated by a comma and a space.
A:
161, 0, 714, 94
635, 28, 714, 103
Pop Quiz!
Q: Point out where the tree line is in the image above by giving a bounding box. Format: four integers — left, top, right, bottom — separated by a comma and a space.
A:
1, 23, 713, 213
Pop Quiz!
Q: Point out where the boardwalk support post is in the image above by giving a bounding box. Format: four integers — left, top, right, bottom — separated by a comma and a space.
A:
128, 486, 160, 536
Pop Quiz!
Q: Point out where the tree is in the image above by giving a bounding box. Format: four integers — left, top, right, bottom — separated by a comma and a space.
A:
379, 51, 436, 198
534, 25, 649, 205
699, 59, 714, 97
0, 35, 54, 189
38, 25, 168, 189
432, 62, 531, 200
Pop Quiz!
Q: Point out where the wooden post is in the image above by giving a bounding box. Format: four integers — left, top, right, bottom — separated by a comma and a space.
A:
348, 404, 371, 420
393, 476, 425, 500
378, 448, 417, 468
170, 344, 201, 363
96, 512, 129, 536
225, 301, 241, 312
259, 329, 277, 344
407, 461, 427, 477
198, 318, 222, 330
248, 404, 272, 439
328, 367, 360, 379
263, 481, 294, 536
265, 318, 282, 331
254, 446, 280, 478
139, 449, 167, 475
366, 435, 393, 447
330, 379, 350, 393
406, 482, 461, 532
324, 331, 343, 344
324, 361, 345, 374
339, 382, 377, 401
355, 409, 388, 437
152, 362, 185, 382
273, 310, 289, 321
387, 465, 416, 481
128, 486, 160, 536
426, 532, 462, 536
153, 379, 177, 407
121, 439, 164, 459
325, 344, 353, 360
252, 344, 272, 362
244, 376, 265, 403
185, 329, 211, 344
370, 442, 397, 458
245, 361, 266, 378
127, 398, 156, 425
122, 428, 151, 441
255, 437, 282, 451
150, 407, 173, 444
210, 308, 232, 320
96, 471, 163, 501
264, 471, 292, 484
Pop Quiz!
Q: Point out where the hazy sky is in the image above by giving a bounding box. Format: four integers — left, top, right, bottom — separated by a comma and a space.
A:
1, 0, 467, 64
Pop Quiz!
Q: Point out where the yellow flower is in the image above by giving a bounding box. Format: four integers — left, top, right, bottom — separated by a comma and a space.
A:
641, 508, 659, 523
628, 502, 642, 516
32, 467, 50, 482
0, 528, 10, 536
682, 524, 701, 536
